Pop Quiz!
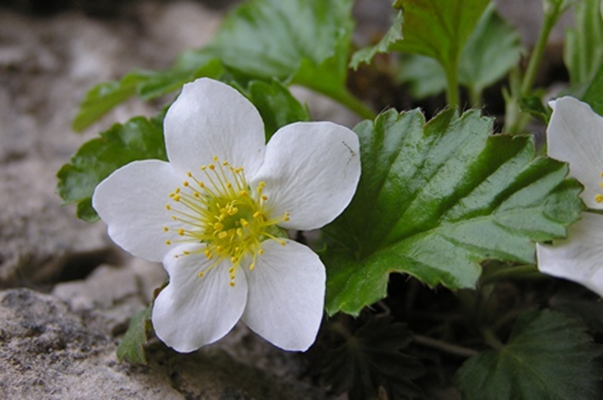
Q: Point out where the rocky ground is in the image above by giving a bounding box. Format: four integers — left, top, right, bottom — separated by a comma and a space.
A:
0, 1, 571, 399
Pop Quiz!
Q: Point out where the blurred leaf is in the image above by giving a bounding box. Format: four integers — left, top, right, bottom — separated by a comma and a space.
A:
351, 11, 404, 69
247, 80, 310, 139
458, 4, 523, 96
564, 0, 603, 86
322, 316, 424, 400
57, 113, 167, 221
117, 306, 153, 365
457, 310, 603, 400
73, 0, 363, 129
323, 109, 583, 315
392, 0, 489, 68
398, 5, 522, 100
581, 62, 603, 117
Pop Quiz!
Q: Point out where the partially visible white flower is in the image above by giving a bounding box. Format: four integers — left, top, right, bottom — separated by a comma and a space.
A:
536, 96, 603, 295
92, 78, 361, 352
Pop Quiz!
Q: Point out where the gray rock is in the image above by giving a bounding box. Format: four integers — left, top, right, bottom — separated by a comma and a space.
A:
0, 288, 327, 399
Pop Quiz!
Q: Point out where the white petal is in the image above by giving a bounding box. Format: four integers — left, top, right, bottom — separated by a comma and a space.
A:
242, 240, 325, 351
164, 78, 266, 178
547, 96, 603, 209
537, 212, 603, 296
250, 122, 360, 230
152, 244, 248, 352
92, 160, 181, 262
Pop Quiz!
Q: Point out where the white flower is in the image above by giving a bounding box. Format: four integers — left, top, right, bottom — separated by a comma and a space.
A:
92, 78, 361, 352
536, 96, 603, 295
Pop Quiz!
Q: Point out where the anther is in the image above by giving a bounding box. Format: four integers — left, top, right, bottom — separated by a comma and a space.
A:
165, 240, 172, 245
596, 194, 603, 203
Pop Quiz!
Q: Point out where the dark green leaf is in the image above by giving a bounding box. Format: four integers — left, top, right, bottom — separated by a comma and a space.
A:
117, 306, 153, 365
322, 316, 424, 400
57, 113, 167, 221
247, 80, 310, 139
323, 109, 583, 315
457, 310, 603, 400
564, 0, 603, 86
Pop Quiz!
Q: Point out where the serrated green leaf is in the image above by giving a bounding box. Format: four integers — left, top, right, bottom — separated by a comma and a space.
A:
247, 80, 310, 139
322, 316, 424, 400
398, 5, 522, 100
57, 113, 167, 221
457, 310, 603, 400
323, 109, 583, 315
350, 11, 404, 69
564, 0, 603, 86
117, 306, 153, 365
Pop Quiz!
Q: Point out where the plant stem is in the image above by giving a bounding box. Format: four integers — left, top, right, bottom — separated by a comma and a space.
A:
505, 5, 566, 133
481, 327, 504, 350
413, 334, 478, 358
520, 12, 557, 97
445, 59, 460, 108
332, 89, 377, 120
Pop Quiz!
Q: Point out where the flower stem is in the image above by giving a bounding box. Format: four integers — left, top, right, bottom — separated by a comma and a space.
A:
505, 4, 567, 133
413, 334, 478, 358
326, 87, 377, 120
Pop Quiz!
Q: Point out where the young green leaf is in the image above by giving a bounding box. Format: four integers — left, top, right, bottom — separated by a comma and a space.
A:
57, 113, 167, 222
398, 5, 522, 101
458, 4, 523, 98
564, 0, 603, 86
117, 306, 153, 365
456, 310, 603, 400
323, 109, 583, 316
321, 316, 424, 400
392, 0, 489, 65
350, 11, 404, 69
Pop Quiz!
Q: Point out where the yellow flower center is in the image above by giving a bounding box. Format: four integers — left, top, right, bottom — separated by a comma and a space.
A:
163, 156, 289, 287
596, 171, 603, 204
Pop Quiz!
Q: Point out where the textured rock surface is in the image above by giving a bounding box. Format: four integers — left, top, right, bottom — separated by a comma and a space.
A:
0, 288, 325, 399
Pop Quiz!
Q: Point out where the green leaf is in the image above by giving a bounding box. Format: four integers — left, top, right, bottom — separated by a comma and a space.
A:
458, 4, 523, 96
322, 316, 424, 400
397, 54, 447, 99
457, 310, 603, 400
117, 306, 153, 365
246, 80, 310, 139
392, 0, 489, 67
73, 52, 224, 132
57, 113, 167, 221
398, 5, 522, 100
564, 0, 603, 86
73, 0, 372, 129
582, 62, 603, 117
520, 95, 552, 124
350, 11, 404, 69
323, 109, 583, 315
72, 71, 151, 132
